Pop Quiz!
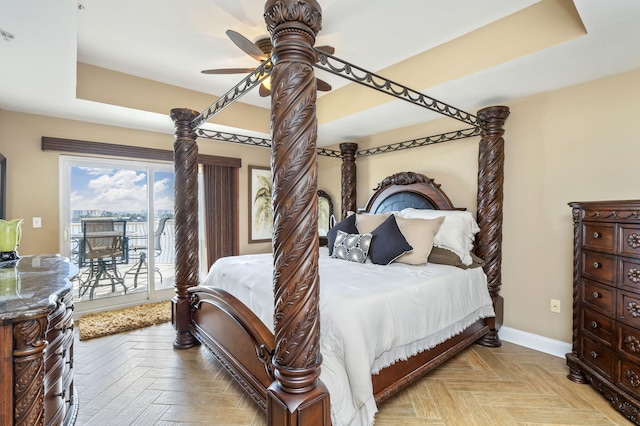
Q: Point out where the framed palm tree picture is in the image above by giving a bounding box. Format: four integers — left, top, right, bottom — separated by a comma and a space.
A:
249, 165, 273, 243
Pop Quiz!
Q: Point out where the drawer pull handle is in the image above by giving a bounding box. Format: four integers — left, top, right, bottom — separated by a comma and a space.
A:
591, 351, 598, 359
591, 321, 599, 329
593, 232, 601, 239
628, 302, 640, 318
628, 233, 640, 249
624, 335, 640, 353
624, 369, 640, 388
593, 291, 601, 299
593, 261, 601, 269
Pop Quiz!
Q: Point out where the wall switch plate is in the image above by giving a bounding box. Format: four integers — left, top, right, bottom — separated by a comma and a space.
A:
550, 298, 561, 313
33, 217, 42, 228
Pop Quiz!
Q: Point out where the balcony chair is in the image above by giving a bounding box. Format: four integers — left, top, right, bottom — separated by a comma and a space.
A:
77, 218, 128, 300
125, 216, 169, 288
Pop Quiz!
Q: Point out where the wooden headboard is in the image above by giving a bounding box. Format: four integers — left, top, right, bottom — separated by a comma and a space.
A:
362, 171, 457, 213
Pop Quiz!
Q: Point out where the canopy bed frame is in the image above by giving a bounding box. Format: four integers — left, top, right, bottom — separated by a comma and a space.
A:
169, 1, 509, 424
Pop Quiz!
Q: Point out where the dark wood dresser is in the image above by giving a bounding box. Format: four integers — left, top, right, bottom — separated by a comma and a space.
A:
0, 255, 78, 426
567, 200, 640, 424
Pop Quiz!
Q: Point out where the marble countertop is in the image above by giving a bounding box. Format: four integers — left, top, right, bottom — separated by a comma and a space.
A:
0, 254, 77, 321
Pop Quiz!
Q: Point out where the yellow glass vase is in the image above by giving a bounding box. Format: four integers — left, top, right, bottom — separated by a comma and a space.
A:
0, 218, 23, 254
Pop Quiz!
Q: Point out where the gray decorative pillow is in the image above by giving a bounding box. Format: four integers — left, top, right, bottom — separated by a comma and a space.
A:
332, 230, 372, 263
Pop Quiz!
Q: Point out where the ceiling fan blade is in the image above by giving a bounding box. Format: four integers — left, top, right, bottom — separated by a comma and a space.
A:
226, 29, 268, 62
259, 84, 271, 97
201, 68, 257, 75
316, 78, 332, 92
316, 45, 335, 55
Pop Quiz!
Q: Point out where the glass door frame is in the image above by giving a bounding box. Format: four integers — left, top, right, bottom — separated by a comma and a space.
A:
59, 155, 175, 314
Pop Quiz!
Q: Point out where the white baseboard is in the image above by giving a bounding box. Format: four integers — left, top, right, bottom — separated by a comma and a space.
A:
499, 326, 572, 359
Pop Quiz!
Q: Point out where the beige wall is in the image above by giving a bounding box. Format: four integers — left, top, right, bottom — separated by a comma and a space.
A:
318, 68, 640, 344
0, 110, 271, 256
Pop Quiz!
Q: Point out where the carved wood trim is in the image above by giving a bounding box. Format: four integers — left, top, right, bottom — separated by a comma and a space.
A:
571, 207, 581, 354
268, 0, 322, 375
584, 209, 640, 221
572, 355, 640, 423
171, 108, 201, 349
265, 0, 330, 423
340, 143, 358, 218
363, 171, 457, 213
475, 105, 509, 343
13, 316, 48, 426
188, 287, 276, 412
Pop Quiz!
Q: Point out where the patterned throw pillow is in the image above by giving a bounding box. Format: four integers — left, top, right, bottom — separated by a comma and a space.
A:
332, 230, 372, 263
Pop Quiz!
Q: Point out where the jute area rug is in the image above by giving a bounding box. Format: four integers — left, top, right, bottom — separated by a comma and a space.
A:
78, 301, 172, 341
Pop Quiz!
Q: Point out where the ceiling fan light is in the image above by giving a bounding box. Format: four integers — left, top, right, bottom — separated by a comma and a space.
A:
261, 76, 271, 90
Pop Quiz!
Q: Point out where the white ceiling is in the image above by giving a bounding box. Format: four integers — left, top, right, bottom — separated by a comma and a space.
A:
1, 0, 640, 147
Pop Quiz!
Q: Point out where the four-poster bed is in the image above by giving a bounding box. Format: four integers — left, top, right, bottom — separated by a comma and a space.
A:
170, 1, 509, 425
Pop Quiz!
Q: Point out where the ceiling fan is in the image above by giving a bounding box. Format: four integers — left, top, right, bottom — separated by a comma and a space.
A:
201, 30, 334, 97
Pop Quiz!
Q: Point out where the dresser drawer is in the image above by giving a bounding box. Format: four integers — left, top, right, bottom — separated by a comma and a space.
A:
619, 224, 640, 259
583, 222, 615, 253
580, 335, 615, 379
618, 357, 640, 400
617, 289, 640, 328
619, 256, 640, 293
582, 308, 614, 346
617, 322, 640, 363
582, 279, 615, 316
582, 251, 616, 285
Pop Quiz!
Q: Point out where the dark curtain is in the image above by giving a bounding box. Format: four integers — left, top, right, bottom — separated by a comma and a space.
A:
203, 164, 239, 270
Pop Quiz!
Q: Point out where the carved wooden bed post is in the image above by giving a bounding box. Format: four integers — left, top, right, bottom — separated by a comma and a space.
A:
340, 142, 358, 219
264, 0, 330, 424
171, 108, 201, 349
475, 105, 510, 347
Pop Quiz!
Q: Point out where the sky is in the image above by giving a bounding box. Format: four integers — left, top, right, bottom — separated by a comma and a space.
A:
70, 166, 174, 213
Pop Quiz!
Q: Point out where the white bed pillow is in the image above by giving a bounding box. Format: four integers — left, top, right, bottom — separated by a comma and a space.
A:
398, 208, 480, 266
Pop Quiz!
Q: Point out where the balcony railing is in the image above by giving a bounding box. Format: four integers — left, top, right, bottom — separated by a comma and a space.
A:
70, 219, 175, 264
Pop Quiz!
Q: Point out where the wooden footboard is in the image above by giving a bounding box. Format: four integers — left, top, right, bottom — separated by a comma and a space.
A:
188, 284, 490, 413
188, 286, 275, 411
373, 319, 489, 404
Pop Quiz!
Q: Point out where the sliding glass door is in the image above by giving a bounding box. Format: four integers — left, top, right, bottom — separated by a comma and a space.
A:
60, 156, 175, 311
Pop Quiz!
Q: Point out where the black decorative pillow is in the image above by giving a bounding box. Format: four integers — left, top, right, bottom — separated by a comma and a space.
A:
327, 214, 358, 256
332, 230, 372, 263
369, 215, 413, 265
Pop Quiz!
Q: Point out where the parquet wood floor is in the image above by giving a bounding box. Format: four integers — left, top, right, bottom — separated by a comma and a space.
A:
73, 323, 633, 425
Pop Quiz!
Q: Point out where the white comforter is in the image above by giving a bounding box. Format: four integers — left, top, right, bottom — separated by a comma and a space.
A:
201, 248, 494, 426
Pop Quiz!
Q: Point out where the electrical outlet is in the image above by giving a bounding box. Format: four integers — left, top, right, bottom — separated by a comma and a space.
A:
550, 298, 561, 313
32, 217, 42, 228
